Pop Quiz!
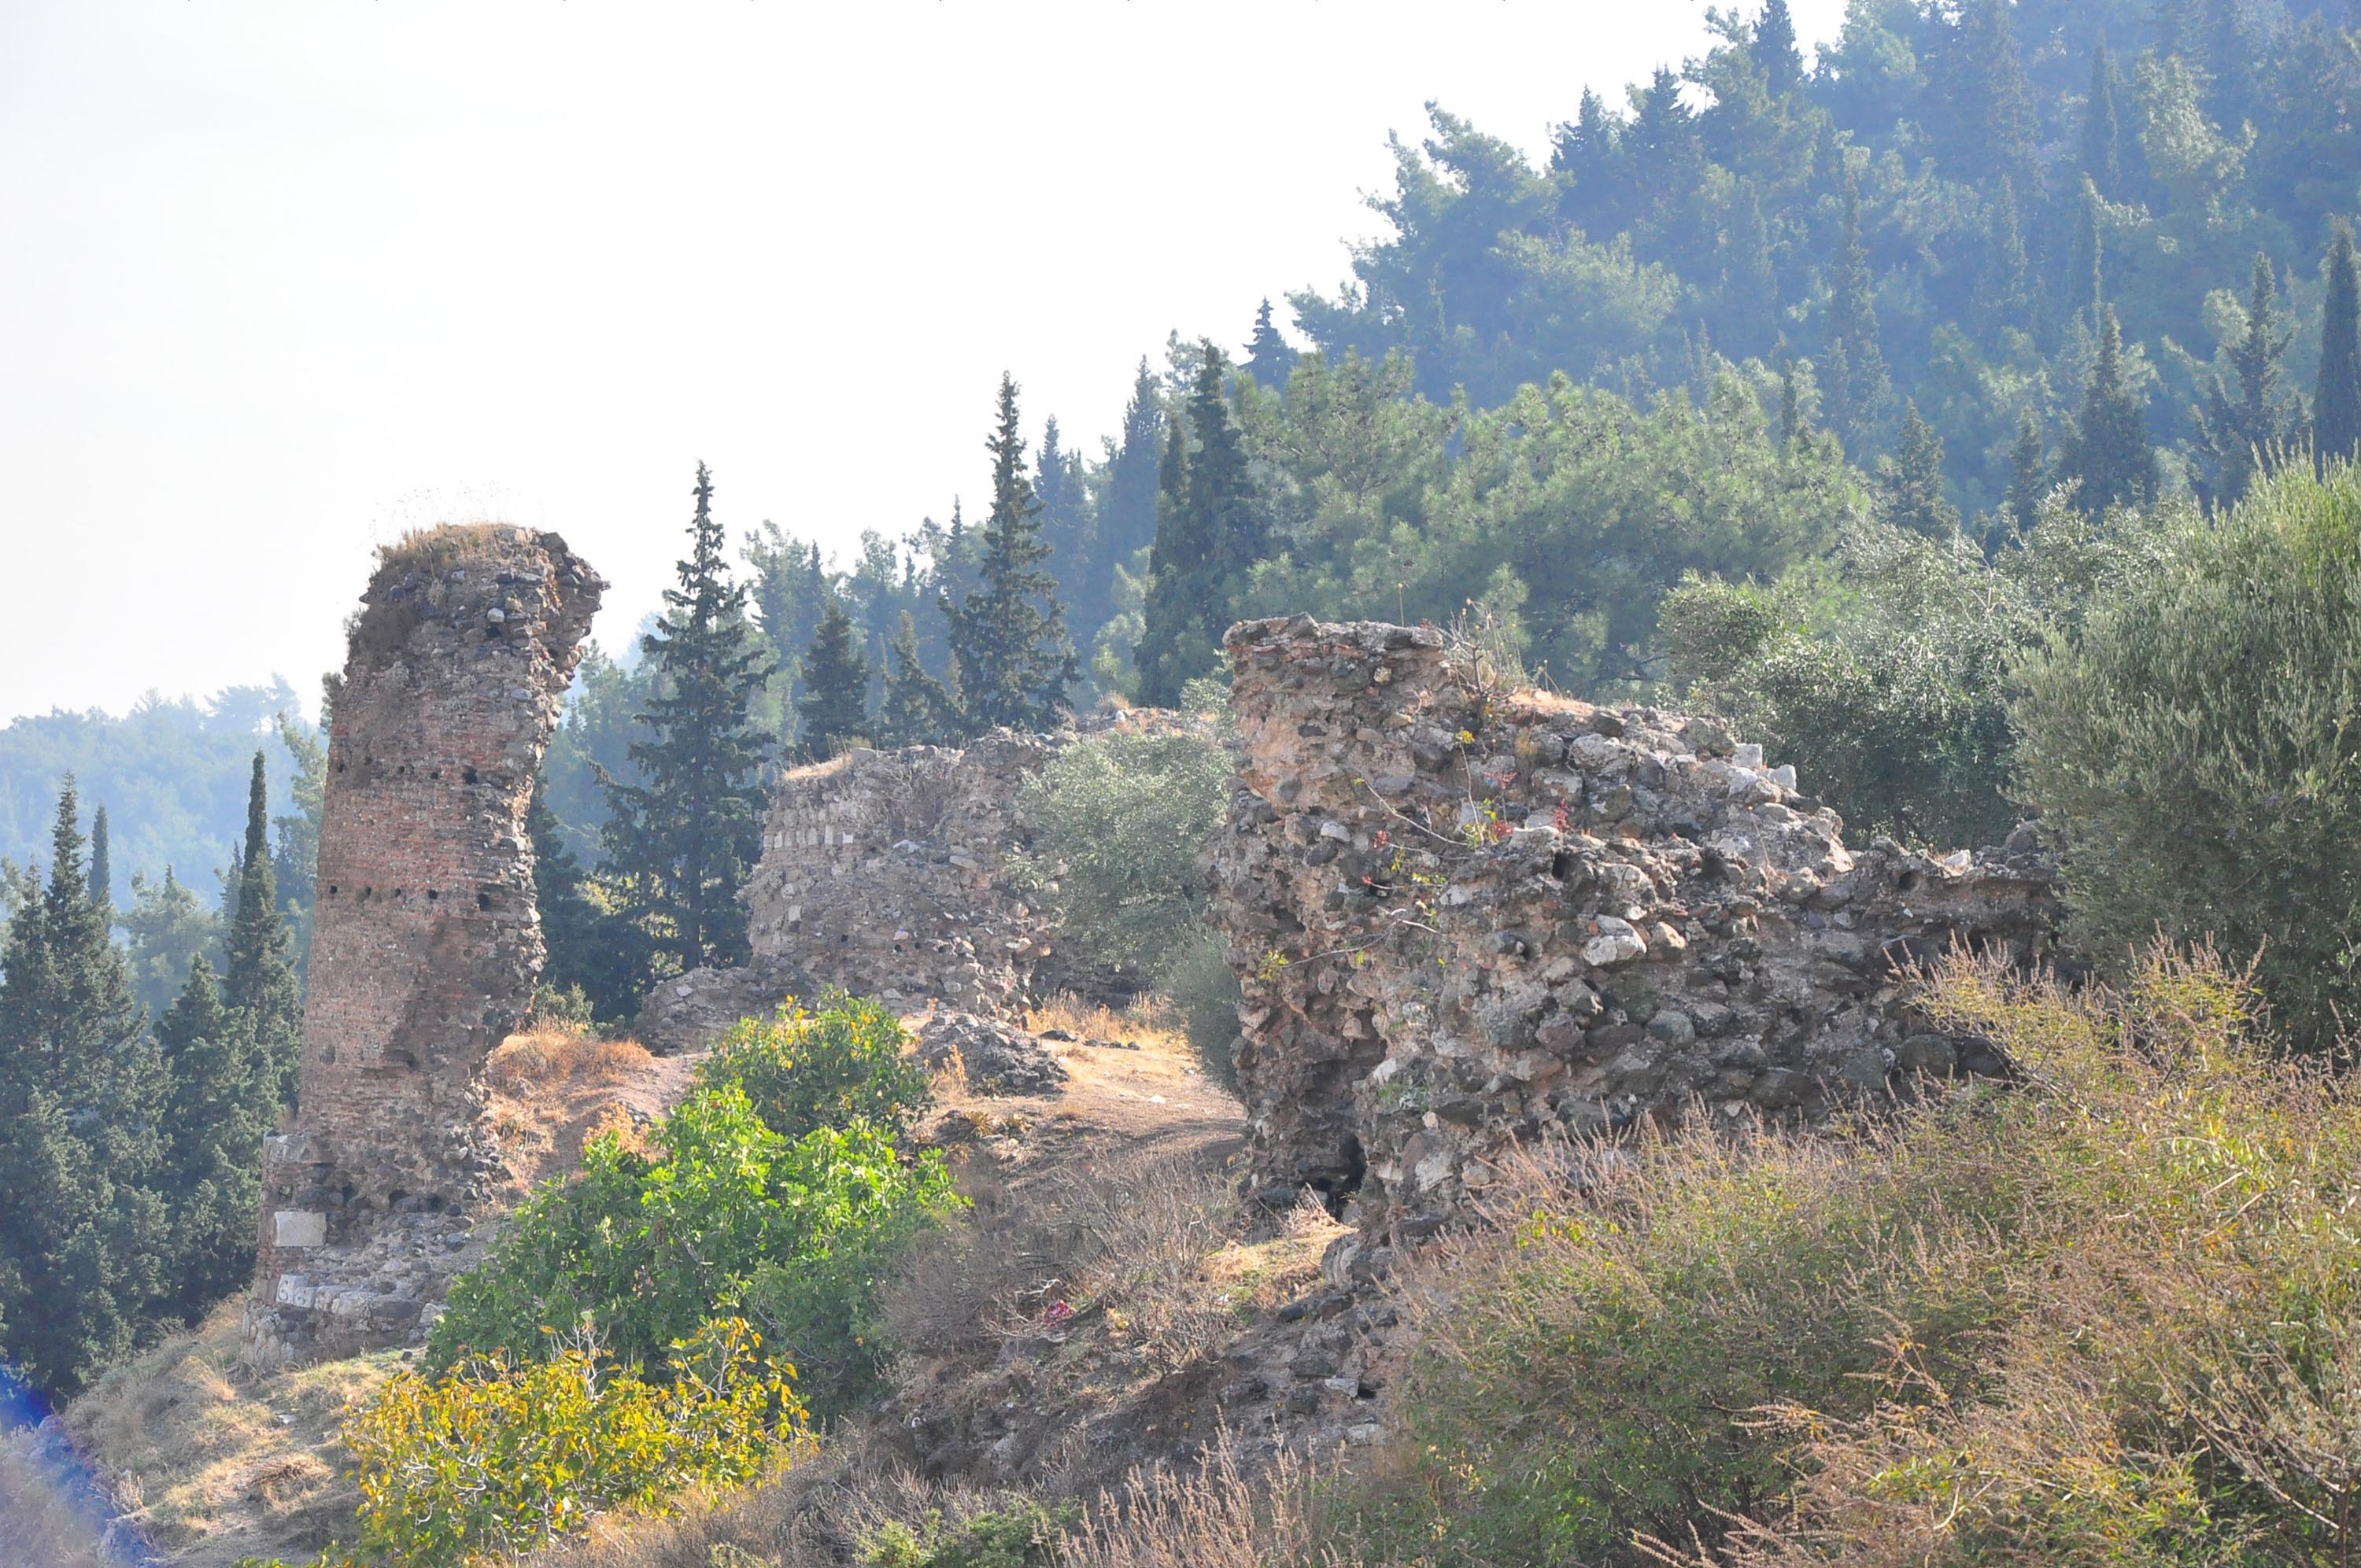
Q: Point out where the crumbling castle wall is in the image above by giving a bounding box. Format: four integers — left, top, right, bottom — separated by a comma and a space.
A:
1203, 616, 2056, 1231
637, 714, 1179, 1052
245, 526, 603, 1367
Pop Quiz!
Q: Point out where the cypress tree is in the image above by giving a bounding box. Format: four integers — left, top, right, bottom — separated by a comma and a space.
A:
601, 463, 776, 978
2200, 0, 2258, 131
796, 591, 870, 759
223, 751, 301, 1105
2061, 306, 2159, 513
2195, 251, 2298, 507
0, 781, 170, 1395
877, 610, 953, 748
1726, 182, 1780, 356
941, 375, 1077, 734
86, 806, 111, 916
1753, 0, 1803, 97
1826, 175, 1888, 443
1243, 299, 1298, 392
1947, 0, 2037, 186
2080, 38, 2126, 200
2319, 221, 2361, 471
1875, 401, 1962, 537
2008, 407, 2049, 536
1975, 178, 2035, 341
1136, 345, 1266, 707
2068, 180, 2105, 324
154, 957, 268, 1317
1082, 361, 1166, 634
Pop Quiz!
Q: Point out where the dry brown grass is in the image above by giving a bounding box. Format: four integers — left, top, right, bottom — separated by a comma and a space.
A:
61, 1304, 396, 1566
484, 1027, 656, 1100
0, 1424, 121, 1568
374, 520, 519, 567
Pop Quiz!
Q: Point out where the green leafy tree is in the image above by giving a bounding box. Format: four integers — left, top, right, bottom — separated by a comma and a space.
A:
2320, 220, 2361, 471
601, 463, 776, 980
1874, 401, 1962, 537
694, 994, 931, 1144
223, 751, 301, 1105
796, 591, 870, 760
941, 376, 1076, 734
2015, 463, 2361, 1050
2060, 305, 2157, 513
876, 611, 952, 748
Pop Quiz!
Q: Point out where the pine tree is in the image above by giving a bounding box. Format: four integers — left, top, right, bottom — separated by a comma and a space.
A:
223, 751, 301, 1105
796, 590, 870, 759
154, 957, 268, 1317
2319, 221, 2361, 471
0, 780, 171, 1396
1753, 0, 1803, 97
1875, 401, 1962, 537
2080, 38, 2126, 200
1825, 174, 1888, 443
85, 804, 111, 916
2195, 251, 2300, 507
601, 463, 776, 978
1136, 345, 1265, 707
1243, 299, 1299, 392
2061, 305, 2159, 513
941, 375, 1077, 734
877, 610, 953, 748
2008, 407, 2049, 536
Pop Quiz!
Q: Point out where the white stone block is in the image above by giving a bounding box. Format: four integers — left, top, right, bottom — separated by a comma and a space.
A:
274, 1210, 328, 1249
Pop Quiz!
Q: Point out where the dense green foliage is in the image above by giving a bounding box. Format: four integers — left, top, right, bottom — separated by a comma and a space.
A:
0, 777, 290, 1396
430, 995, 956, 1419
1346, 947, 2361, 1566
695, 994, 932, 1145
861, 1502, 1076, 1568
2016, 462, 2361, 1050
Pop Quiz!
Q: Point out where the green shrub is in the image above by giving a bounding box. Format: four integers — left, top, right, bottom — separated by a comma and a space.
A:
1151, 924, 1243, 1094
699, 993, 932, 1142
1018, 728, 1233, 980
2015, 462, 2361, 1049
427, 1083, 962, 1410
861, 1501, 1077, 1568
347, 1317, 797, 1567
1349, 944, 2361, 1566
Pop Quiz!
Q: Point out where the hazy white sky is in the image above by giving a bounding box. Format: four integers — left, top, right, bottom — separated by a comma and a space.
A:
0, 0, 1845, 725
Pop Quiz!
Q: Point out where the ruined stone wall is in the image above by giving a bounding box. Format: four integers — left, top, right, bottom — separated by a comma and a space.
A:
246, 526, 603, 1367
1204, 616, 2056, 1231
637, 713, 1184, 1053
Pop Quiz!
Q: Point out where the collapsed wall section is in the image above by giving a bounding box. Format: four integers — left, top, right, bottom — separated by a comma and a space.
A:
641, 716, 1184, 1051
245, 526, 603, 1367
1204, 616, 2056, 1230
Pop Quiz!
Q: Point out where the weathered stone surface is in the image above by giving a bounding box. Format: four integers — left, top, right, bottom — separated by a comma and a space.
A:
244, 526, 602, 1367
1203, 617, 2057, 1231
640, 711, 1189, 1051
918, 1011, 1072, 1098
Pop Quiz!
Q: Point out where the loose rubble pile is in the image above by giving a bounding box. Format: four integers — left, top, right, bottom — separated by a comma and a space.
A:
918, 1011, 1072, 1098
639, 712, 1181, 1053
1204, 615, 2058, 1234
246, 526, 602, 1368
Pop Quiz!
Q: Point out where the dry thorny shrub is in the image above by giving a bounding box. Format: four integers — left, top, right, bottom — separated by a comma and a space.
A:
881, 1141, 1241, 1384
1353, 942, 2361, 1568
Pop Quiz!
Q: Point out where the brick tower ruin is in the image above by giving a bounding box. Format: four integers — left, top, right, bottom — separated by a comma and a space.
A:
244, 526, 603, 1367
